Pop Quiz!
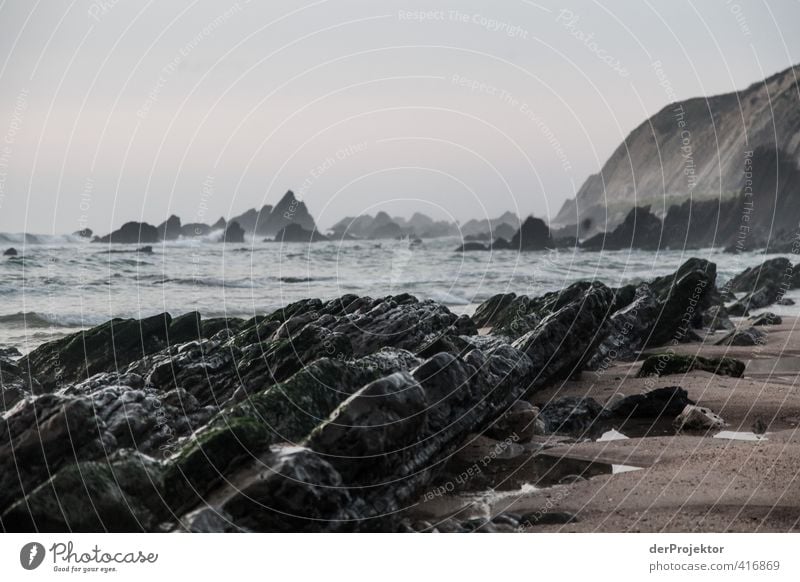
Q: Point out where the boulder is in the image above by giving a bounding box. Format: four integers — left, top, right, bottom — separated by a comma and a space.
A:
673, 405, 725, 431
636, 354, 745, 378
589, 258, 718, 366
72, 228, 93, 238
726, 258, 793, 311
3, 247, 18, 256
538, 396, 606, 435
485, 400, 544, 442
715, 326, 766, 347
93, 222, 159, 244
702, 305, 734, 331
607, 386, 693, 418
748, 312, 782, 326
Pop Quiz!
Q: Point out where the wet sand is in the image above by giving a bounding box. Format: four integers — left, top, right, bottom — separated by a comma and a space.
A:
410, 316, 800, 532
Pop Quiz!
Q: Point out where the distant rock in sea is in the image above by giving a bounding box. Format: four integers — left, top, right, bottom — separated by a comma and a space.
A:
181, 223, 212, 237
93, 222, 160, 244
156, 215, 182, 241
73, 228, 93, 238
230, 205, 273, 235
260, 191, 316, 236
211, 217, 227, 230
581, 206, 662, 251
455, 241, 490, 252
3, 247, 18, 256
272, 223, 329, 243
221, 221, 245, 243
510, 216, 551, 251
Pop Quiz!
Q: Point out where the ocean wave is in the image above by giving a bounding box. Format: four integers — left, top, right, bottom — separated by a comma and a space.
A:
154, 277, 256, 288
0, 311, 93, 328
426, 290, 471, 306
0, 232, 86, 245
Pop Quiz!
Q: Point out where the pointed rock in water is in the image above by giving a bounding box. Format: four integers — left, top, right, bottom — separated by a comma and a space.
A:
211, 217, 226, 230
3, 247, 17, 256
221, 221, 245, 243
509, 216, 551, 251
260, 190, 316, 236
230, 205, 273, 234
93, 221, 160, 244
156, 215, 182, 240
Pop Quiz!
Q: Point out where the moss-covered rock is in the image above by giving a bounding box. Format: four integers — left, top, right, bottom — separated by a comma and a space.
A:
2, 451, 165, 532
637, 353, 745, 378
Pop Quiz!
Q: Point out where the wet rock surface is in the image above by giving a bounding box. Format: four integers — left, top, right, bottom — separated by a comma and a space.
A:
1, 258, 771, 532
637, 354, 745, 378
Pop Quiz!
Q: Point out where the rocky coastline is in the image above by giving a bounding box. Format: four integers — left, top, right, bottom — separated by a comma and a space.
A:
1, 256, 799, 532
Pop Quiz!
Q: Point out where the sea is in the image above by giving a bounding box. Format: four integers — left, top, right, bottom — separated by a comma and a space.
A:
2, 231, 798, 353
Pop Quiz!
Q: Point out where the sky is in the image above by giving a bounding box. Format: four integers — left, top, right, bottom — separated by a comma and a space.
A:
0, 0, 798, 234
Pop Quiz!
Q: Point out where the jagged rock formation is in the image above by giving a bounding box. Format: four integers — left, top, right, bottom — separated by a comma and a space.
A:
259, 191, 316, 236
92, 222, 160, 244
156, 215, 182, 241
221, 221, 245, 243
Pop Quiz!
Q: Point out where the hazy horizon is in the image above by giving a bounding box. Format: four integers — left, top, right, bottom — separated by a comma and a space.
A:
1, 0, 799, 234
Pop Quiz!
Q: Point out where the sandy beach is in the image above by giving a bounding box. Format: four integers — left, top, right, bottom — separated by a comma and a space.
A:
409, 316, 800, 532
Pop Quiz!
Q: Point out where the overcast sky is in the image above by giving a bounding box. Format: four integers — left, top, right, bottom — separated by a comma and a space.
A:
0, 0, 798, 234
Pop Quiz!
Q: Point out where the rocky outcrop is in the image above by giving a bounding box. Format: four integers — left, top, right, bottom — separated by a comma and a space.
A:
581, 206, 662, 251
273, 223, 329, 243
589, 258, 717, 366
72, 228, 93, 238
260, 191, 316, 236
637, 354, 745, 378
726, 258, 794, 314
93, 222, 159, 244
553, 64, 800, 237
221, 221, 245, 243
156, 215, 182, 241
1, 278, 622, 531
715, 326, 766, 347
510, 216, 551, 251
3, 247, 17, 256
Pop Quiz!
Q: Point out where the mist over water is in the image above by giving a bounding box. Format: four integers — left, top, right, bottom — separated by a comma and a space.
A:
2, 233, 797, 352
